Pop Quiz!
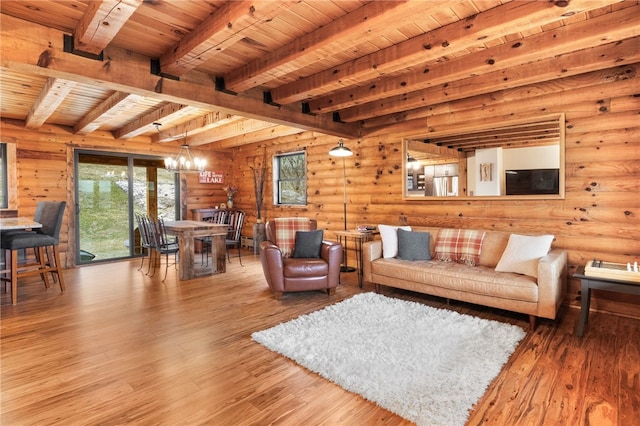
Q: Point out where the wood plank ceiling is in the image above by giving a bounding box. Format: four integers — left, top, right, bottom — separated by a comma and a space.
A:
0, 0, 638, 150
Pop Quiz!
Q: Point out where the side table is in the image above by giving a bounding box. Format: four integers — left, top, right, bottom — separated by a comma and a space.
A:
334, 230, 376, 288
573, 265, 640, 337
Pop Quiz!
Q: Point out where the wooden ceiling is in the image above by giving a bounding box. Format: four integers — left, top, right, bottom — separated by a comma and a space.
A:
0, 0, 638, 149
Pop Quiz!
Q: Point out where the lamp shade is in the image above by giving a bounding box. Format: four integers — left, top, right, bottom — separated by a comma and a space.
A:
329, 140, 353, 157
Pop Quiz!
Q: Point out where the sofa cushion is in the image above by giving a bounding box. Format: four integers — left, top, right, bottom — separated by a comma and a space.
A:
371, 258, 538, 302
397, 229, 431, 261
477, 231, 510, 268
378, 224, 412, 258
292, 230, 323, 258
495, 234, 554, 278
434, 229, 486, 266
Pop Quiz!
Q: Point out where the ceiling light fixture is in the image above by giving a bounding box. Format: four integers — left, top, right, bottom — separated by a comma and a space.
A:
407, 153, 420, 170
153, 123, 206, 173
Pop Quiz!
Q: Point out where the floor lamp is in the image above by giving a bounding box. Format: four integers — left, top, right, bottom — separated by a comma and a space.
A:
329, 139, 356, 272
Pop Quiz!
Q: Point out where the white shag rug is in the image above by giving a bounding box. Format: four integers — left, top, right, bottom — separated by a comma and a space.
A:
252, 292, 525, 426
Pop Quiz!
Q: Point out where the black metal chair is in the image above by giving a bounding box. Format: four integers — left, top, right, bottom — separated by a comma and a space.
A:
147, 216, 179, 282
225, 210, 246, 266
198, 209, 228, 266
135, 213, 153, 273
1, 201, 66, 304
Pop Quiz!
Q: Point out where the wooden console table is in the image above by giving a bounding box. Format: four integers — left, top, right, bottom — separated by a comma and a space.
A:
573, 265, 640, 337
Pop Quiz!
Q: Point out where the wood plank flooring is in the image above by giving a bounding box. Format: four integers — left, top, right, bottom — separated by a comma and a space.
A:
1, 252, 639, 425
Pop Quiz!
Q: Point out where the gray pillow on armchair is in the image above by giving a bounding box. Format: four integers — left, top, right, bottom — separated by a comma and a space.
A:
292, 230, 324, 258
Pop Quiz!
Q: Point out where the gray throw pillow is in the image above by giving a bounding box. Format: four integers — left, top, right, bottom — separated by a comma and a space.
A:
397, 229, 431, 260
292, 230, 324, 258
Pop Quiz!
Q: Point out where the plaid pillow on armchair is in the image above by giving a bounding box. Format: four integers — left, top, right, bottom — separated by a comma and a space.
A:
273, 217, 313, 257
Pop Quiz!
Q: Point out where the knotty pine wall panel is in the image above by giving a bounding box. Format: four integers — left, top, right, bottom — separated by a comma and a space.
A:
2, 64, 638, 317
231, 73, 639, 319
1, 121, 232, 268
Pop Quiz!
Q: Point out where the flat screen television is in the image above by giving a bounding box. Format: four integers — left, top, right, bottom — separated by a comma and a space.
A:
505, 168, 559, 195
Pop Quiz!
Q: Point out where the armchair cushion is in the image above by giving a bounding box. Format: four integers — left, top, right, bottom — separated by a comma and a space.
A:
292, 230, 323, 258
283, 258, 329, 277
274, 217, 313, 257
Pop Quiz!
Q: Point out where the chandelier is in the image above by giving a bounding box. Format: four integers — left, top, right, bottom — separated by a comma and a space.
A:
153, 122, 206, 173
164, 143, 206, 173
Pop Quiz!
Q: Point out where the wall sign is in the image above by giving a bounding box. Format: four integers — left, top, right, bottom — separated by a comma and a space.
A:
198, 171, 224, 184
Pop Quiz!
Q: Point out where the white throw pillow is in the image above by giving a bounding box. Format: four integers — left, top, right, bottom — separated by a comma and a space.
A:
495, 234, 555, 278
378, 224, 412, 258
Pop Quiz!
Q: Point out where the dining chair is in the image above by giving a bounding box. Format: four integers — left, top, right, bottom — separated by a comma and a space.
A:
135, 213, 153, 273
1, 201, 67, 304
225, 210, 246, 266
147, 216, 179, 282
198, 209, 228, 266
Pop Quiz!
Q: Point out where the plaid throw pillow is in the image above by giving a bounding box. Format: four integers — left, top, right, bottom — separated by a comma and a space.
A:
274, 218, 312, 257
434, 229, 486, 266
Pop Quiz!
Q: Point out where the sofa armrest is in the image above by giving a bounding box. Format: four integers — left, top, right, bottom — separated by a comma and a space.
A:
536, 248, 568, 319
363, 240, 383, 283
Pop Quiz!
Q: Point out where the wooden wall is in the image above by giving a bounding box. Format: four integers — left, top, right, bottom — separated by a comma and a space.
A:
1, 120, 233, 267
229, 64, 640, 318
2, 61, 638, 318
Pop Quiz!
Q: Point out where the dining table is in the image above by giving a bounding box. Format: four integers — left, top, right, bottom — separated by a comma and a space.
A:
0, 217, 43, 231
0, 217, 43, 276
163, 220, 228, 281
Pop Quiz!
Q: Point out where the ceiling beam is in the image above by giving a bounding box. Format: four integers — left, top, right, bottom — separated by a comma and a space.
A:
186, 119, 279, 146
113, 103, 199, 139
270, 0, 622, 106
359, 40, 640, 129
25, 77, 76, 129
310, 4, 640, 116
151, 111, 241, 143
407, 140, 463, 159
74, 0, 142, 55
223, 0, 413, 93
208, 125, 304, 149
0, 14, 360, 139
159, 0, 286, 77
74, 91, 144, 134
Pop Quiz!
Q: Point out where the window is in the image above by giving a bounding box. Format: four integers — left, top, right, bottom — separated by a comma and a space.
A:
273, 151, 306, 205
0, 143, 8, 208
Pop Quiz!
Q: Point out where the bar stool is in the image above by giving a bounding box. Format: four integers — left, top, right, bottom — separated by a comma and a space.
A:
1, 201, 66, 304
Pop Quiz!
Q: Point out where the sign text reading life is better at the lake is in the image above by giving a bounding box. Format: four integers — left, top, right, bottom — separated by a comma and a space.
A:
198, 171, 224, 184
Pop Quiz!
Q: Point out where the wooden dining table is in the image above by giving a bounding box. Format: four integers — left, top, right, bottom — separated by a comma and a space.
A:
0, 217, 43, 277
163, 220, 228, 281
0, 217, 43, 231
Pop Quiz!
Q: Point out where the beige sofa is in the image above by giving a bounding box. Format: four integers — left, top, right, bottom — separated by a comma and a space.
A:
362, 227, 567, 329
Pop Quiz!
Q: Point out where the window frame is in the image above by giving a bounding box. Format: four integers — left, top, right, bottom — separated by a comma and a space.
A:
273, 150, 307, 206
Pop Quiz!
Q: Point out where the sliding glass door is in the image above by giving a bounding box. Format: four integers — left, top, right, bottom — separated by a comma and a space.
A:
75, 151, 177, 263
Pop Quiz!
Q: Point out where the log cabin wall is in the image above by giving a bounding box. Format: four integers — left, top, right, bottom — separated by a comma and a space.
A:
2, 61, 638, 319
0, 120, 232, 267
230, 63, 640, 319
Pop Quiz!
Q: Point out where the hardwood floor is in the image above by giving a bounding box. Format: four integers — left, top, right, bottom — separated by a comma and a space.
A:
1, 252, 638, 425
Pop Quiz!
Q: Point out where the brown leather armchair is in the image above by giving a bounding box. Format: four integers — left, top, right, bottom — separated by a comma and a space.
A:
260, 218, 342, 299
